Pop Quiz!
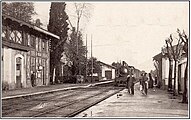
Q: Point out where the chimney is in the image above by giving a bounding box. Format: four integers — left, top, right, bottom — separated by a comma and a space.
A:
122, 61, 125, 66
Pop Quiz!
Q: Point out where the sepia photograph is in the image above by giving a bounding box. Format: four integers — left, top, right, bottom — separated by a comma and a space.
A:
1, 1, 189, 118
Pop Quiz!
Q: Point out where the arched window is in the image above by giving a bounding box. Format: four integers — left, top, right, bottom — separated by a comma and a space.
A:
16, 57, 22, 88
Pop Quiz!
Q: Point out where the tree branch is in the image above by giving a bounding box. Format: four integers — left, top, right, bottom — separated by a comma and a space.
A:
177, 30, 186, 44
169, 35, 176, 60
176, 37, 181, 55
183, 30, 189, 43
79, 3, 85, 19
165, 40, 171, 59
74, 3, 80, 16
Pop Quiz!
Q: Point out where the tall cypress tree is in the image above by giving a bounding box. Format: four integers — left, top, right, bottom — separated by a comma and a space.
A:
48, 2, 69, 84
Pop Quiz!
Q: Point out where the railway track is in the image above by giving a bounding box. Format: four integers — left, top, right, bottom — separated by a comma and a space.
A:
2, 89, 81, 116
2, 86, 123, 118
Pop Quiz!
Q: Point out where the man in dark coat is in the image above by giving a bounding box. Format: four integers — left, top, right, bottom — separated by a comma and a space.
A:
141, 73, 148, 95
31, 72, 35, 87
149, 73, 154, 88
127, 68, 136, 95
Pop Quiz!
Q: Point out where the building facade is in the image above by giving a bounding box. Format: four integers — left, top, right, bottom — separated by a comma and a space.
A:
178, 55, 187, 94
153, 53, 163, 88
153, 49, 187, 93
161, 55, 178, 90
98, 61, 116, 80
2, 14, 59, 90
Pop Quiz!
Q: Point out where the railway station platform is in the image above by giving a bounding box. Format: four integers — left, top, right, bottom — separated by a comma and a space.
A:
2, 80, 114, 100
76, 83, 188, 118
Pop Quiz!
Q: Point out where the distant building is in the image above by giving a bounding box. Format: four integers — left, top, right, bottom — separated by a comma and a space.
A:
98, 61, 116, 80
153, 53, 163, 88
2, 14, 60, 90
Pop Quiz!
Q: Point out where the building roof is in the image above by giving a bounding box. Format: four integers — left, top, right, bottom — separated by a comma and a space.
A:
153, 44, 185, 61
153, 52, 163, 61
2, 14, 60, 39
98, 61, 116, 69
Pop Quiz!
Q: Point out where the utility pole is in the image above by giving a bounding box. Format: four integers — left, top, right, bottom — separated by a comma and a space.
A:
91, 35, 93, 83
76, 27, 79, 76
85, 34, 88, 82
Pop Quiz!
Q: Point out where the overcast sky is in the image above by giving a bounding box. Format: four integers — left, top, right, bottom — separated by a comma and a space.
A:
33, 2, 189, 72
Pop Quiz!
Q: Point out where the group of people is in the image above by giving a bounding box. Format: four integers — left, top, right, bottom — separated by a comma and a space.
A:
126, 67, 136, 95
139, 73, 149, 95
126, 69, 158, 95
141, 73, 158, 94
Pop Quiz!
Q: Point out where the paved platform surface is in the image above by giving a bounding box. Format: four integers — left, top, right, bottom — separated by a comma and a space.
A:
2, 80, 113, 99
76, 83, 188, 118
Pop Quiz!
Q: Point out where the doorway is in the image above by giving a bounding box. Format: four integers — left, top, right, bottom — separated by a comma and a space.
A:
16, 57, 22, 88
105, 70, 112, 80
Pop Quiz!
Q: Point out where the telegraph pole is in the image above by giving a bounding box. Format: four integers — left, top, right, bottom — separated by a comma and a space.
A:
76, 27, 79, 76
85, 34, 88, 82
91, 35, 93, 83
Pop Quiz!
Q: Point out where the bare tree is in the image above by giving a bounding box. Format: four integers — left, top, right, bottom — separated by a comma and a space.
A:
177, 29, 188, 103
74, 3, 92, 57
68, 3, 93, 75
164, 40, 173, 92
166, 33, 183, 96
74, 3, 92, 35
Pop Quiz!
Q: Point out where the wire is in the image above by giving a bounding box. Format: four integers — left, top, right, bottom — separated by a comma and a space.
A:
86, 41, 129, 47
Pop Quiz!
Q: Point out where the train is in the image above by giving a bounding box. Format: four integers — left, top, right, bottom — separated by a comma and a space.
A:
114, 61, 142, 87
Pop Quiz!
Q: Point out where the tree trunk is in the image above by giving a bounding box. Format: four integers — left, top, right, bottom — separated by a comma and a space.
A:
173, 60, 177, 96
50, 64, 53, 84
182, 58, 188, 103
50, 59, 55, 85
168, 59, 173, 91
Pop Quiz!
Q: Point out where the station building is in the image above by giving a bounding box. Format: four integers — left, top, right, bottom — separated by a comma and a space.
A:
98, 61, 116, 80
2, 14, 60, 90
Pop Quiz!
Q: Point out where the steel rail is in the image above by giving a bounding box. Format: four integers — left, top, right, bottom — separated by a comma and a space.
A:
31, 87, 120, 117
2, 89, 86, 116
66, 88, 124, 117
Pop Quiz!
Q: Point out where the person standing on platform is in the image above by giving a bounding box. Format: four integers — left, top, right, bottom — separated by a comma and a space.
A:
148, 73, 154, 89
31, 71, 35, 87
127, 67, 136, 95
153, 76, 158, 91
141, 73, 148, 95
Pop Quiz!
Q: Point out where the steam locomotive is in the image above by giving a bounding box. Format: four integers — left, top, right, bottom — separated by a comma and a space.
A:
115, 61, 141, 87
